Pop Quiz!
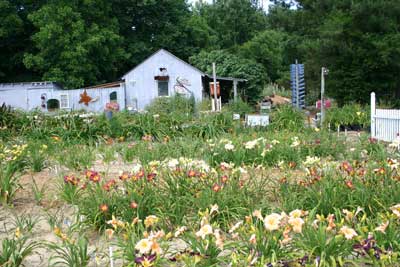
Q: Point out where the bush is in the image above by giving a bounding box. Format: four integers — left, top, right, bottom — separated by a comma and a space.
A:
270, 105, 305, 131
146, 95, 195, 116
223, 99, 254, 117
325, 104, 370, 130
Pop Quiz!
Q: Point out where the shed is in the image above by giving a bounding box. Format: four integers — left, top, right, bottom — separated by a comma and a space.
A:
122, 49, 245, 110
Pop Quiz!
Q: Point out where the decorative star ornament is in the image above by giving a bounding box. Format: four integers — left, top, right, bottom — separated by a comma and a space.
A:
79, 90, 92, 106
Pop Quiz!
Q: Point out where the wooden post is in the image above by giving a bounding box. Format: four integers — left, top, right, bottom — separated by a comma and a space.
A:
233, 79, 238, 102
295, 60, 299, 108
371, 92, 376, 138
321, 67, 325, 128
212, 63, 218, 111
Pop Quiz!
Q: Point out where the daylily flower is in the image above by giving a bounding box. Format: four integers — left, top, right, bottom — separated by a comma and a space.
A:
244, 139, 258, 149
210, 204, 219, 215
196, 224, 213, 239
212, 183, 221, 192
214, 229, 224, 250
105, 229, 114, 239
224, 143, 235, 151
288, 217, 304, 233
345, 180, 354, 189
119, 172, 130, 181
187, 170, 197, 177
106, 215, 124, 229
99, 204, 109, 213
135, 238, 153, 254
326, 214, 336, 231
252, 209, 263, 220
228, 221, 243, 233
375, 221, 389, 234
144, 215, 159, 228
135, 254, 156, 267
249, 234, 256, 244
15, 227, 21, 238
151, 241, 162, 255
130, 201, 138, 209
339, 226, 358, 240
390, 204, 400, 218
290, 137, 300, 147
289, 209, 303, 218
174, 226, 187, 237
264, 213, 282, 231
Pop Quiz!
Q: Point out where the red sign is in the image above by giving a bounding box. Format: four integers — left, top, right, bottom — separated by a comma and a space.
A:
209, 82, 220, 97
316, 99, 331, 109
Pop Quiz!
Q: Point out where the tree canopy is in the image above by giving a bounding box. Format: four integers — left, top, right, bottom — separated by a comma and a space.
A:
1, 0, 399, 105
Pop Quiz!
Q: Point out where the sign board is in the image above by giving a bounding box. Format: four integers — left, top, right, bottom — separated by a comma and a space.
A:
316, 99, 331, 109
245, 114, 269, 127
233, 113, 240, 120
209, 82, 221, 97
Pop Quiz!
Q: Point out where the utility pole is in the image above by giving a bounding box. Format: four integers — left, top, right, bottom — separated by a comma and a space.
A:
295, 59, 299, 108
321, 67, 329, 127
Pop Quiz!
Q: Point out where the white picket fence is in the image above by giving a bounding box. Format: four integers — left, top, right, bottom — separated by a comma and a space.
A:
371, 92, 400, 142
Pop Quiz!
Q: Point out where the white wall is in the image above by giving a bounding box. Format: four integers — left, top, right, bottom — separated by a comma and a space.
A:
0, 86, 125, 112
123, 50, 203, 110
0, 89, 30, 110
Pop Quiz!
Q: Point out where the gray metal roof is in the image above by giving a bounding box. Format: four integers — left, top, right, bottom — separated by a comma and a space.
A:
205, 74, 247, 82
0, 81, 63, 90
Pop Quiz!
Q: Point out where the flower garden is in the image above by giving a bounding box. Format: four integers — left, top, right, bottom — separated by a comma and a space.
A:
0, 99, 399, 267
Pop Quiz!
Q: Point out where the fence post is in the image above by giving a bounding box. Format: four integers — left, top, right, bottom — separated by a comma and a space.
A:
371, 92, 376, 138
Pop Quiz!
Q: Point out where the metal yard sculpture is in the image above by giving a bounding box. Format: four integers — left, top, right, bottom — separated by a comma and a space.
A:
290, 61, 305, 108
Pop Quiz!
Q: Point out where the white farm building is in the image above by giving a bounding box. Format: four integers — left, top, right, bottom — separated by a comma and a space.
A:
0, 49, 244, 112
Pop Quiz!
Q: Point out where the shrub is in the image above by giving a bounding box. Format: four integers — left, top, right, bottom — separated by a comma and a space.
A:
223, 99, 254, 117
146, 95, 195, 116
270, 105, 305, 131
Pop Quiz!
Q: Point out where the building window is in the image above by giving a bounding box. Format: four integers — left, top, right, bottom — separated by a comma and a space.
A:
60, 94, 69, 109
110, 91, 117, 102
158, 81, 169, 96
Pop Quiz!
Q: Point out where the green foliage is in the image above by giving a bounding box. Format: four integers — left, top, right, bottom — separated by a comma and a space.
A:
27, 142, 47, 172
0, 215, 40, 267
262, 83, 291, 98
270, 105, 305, 131
48, 236, 90, 267
1, 0, 399, 107
269, 0, 400, 105
325, 104, 370, 129
0, 162, 22, 205
146, 95, 196, 116
24, 1, 125, 88
223, 99, 254, 117
0, 236, 40, 267
190, 50, 266, 103
240, 30, 289, 82
195, 0, 267, 48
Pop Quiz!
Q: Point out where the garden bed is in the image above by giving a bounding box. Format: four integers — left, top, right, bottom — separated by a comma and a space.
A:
1, 106, 400, 267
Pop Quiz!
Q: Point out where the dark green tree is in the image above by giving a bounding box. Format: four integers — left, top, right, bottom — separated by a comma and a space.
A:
240, 30, 289, 82
190, 50, 267, 103
0, 0, 45, 82
196, 0, 268, 48
24, 1, 126, 88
